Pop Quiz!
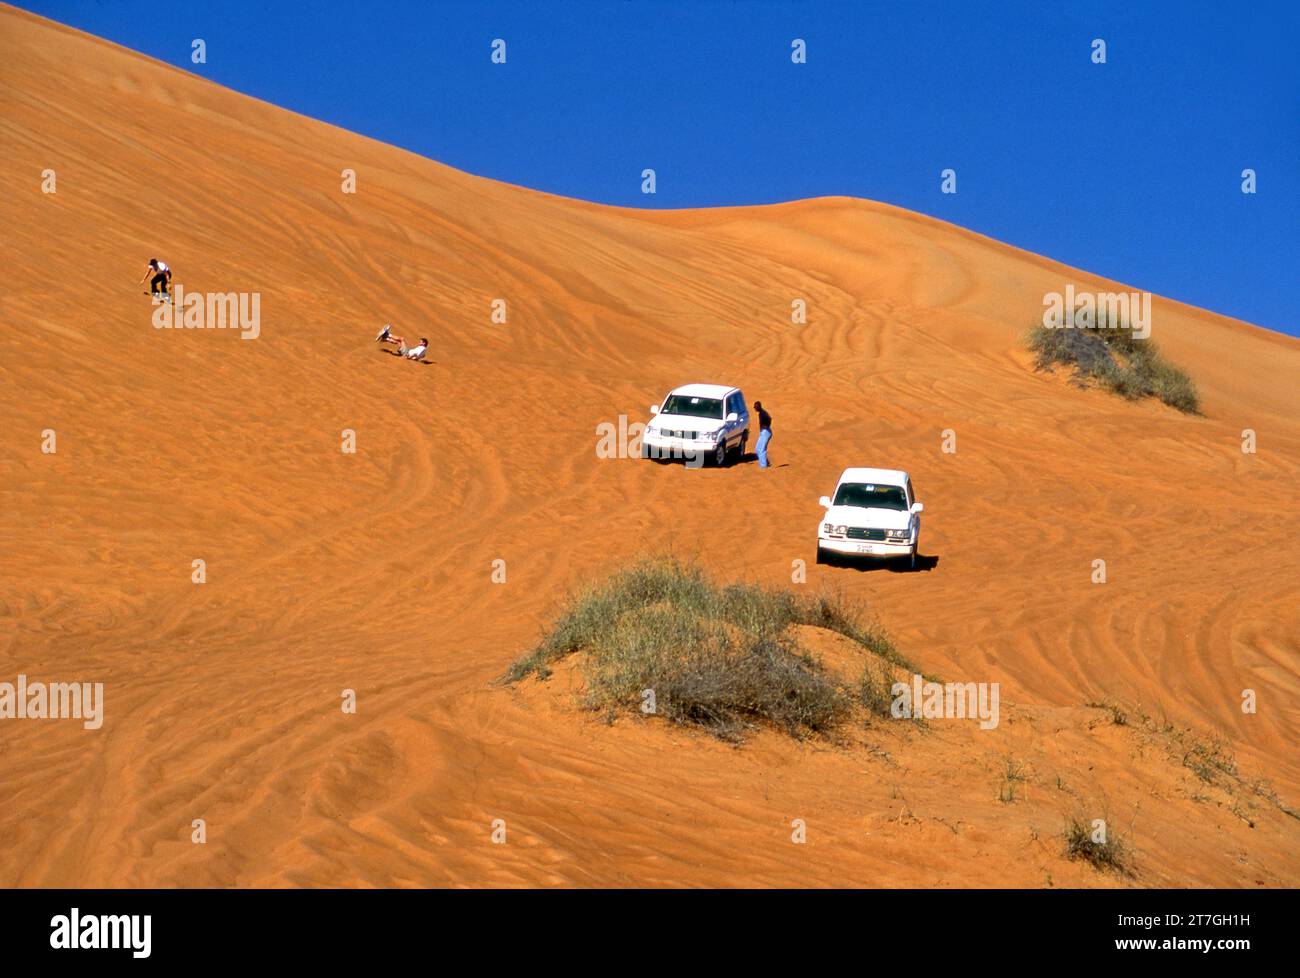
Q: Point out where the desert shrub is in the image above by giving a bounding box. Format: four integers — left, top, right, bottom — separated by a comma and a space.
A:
1028, 308, 1200, 414
580, 605, 849, 741
500, 559, 712, 682
1065, 812, 1135, 876
503, 558, 906, 741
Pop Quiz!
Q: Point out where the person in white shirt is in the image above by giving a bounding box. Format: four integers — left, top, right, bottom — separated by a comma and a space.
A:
140, 258, 172, 301
375, 325, 428, 361
401, 338, 429, 361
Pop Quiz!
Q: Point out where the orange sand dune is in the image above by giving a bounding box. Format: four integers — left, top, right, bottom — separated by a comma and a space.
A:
1, 4, 1297, 887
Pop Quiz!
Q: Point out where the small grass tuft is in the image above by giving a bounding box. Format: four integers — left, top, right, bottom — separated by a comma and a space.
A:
998, 756, 1030, 803
1086, 701, 1129, 726
857, 659, 899, 719
1065, 812, 1135, 876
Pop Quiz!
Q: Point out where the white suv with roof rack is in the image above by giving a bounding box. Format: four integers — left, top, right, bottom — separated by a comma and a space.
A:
642, 383, 750, 468
817, 467, 924, 569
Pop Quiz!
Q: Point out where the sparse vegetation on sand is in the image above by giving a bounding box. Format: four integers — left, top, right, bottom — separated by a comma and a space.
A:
857, 659, 899, 719
998, 756, 1030, 803
1028, 310, 1200, 414
1085, 700, 1129, 726
1065, 811, 1135, 876
1084, 700, 1300, 824
502, 558, 911, 741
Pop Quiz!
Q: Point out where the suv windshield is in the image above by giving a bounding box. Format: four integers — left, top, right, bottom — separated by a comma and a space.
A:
833, 483, 908, 511
659, 394, 724, 420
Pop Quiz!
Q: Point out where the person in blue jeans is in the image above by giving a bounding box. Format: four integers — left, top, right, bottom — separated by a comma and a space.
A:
754, 400, 772, 468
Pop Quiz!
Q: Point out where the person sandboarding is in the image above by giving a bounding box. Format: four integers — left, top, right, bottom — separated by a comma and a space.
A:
140, 258, 173, 302
375, 325, 428, 362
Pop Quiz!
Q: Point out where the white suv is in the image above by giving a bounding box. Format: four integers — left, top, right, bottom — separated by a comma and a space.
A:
817, 467, 924, 569
642, 383, 750, 468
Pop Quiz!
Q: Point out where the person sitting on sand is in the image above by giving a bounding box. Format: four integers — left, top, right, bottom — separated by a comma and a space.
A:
375, 325, 428, 361
400, 337, 429, 361
140, 258, 172, 301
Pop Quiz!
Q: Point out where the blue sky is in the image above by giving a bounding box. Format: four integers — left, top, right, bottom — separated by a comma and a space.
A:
20, 0, 1299, 335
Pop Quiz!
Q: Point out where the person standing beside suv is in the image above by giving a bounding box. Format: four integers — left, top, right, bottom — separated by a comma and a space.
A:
754, 400, 773, 468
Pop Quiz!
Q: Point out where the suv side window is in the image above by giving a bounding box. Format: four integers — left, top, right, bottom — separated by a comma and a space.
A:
905, 479, 915, 507
732, 392, 747, 416
723, 394, 736, 419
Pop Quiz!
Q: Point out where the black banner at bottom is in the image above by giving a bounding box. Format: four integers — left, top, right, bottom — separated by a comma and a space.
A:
0, 887, 1280, 966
